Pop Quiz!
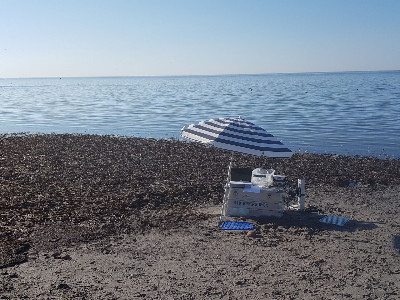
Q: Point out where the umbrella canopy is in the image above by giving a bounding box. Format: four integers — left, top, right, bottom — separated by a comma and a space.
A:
181, 117, 292, 158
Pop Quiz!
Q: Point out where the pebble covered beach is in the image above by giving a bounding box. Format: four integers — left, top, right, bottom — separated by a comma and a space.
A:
1, 134, 400, 299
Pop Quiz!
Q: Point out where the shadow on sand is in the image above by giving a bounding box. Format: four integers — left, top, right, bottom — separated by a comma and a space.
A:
251, 209, 379, 233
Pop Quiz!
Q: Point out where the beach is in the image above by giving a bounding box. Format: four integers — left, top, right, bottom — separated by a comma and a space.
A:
1, 134, 399, 299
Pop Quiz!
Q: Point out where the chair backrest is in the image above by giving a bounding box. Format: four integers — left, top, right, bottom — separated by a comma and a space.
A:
230, 168, 253, 182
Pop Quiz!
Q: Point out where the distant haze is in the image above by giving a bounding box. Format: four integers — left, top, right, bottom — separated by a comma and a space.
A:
1, 0, 399, 78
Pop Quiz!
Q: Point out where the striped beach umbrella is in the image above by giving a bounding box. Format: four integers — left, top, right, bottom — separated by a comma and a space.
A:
180, 117, 292, 158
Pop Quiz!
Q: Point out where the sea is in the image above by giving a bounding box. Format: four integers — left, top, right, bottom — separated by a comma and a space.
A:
1, 71, 399, 158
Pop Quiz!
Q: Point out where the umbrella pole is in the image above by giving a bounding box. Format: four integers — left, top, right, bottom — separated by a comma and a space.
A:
220, 157, 233, 223
297, 179, 305, 211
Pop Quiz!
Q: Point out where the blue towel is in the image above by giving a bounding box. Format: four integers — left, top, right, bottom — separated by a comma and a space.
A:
221, 221, 254, 230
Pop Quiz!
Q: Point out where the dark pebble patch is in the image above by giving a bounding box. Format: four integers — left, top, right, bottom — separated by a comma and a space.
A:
1, 133, 400, 267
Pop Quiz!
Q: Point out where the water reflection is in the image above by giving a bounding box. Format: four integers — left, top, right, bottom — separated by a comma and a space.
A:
1, 72, 399, 158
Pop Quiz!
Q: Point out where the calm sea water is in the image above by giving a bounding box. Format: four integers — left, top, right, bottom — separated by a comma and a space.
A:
1, 71, 399, 158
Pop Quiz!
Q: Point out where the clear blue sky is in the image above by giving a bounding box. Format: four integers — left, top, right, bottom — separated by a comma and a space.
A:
1, 0, 399, 78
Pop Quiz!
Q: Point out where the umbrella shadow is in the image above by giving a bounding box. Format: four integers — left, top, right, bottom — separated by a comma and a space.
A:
251, 210, 378, 233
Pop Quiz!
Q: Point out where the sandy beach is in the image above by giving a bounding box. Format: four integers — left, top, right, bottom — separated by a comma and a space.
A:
1, 134, 399, 299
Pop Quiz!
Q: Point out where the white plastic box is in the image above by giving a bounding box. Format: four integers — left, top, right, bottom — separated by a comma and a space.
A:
251, 168, 275, 187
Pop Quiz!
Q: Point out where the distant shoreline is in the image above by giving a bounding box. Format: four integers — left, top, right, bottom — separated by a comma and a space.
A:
2, 69, 399, 80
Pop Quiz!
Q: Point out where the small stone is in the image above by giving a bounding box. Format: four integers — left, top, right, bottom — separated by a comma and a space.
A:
247, 230, 257, 238
60, 253, 71, 260
57, 283, 70, 289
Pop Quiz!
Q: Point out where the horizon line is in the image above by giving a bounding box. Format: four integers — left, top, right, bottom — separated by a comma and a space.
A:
1, 69, 399, 80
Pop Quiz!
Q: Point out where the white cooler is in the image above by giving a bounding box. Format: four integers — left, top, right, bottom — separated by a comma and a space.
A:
222, 184, 284, 218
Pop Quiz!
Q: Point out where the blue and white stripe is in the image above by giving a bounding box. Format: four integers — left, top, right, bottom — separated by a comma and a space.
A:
320, 215, 350, 226
181, 117, 292, 158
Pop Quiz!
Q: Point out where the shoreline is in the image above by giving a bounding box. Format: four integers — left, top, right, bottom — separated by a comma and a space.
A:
2, 131, 399, 161
1, 134, 399, 298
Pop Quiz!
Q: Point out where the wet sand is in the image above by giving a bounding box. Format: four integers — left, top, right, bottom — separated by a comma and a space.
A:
1, 134, 399, 299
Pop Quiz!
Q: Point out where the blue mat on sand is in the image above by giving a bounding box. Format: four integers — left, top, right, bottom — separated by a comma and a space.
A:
221, 221, 254, 230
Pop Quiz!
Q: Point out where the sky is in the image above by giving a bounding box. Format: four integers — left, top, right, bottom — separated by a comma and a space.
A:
1, 0, 400, 78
